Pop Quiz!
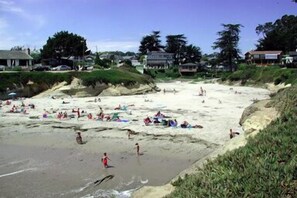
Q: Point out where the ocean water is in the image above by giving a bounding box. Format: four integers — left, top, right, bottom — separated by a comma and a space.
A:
0, 143, 197, 198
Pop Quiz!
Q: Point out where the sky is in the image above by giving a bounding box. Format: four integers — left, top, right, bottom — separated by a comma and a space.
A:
0, 0, 296, 54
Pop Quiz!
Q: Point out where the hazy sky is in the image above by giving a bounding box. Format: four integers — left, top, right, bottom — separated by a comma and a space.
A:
0, 0, 296, 54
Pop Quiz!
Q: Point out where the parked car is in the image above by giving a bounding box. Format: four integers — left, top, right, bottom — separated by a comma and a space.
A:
31, 65, 51, 71
52, 65, 72, 71
0, 65, 5, 71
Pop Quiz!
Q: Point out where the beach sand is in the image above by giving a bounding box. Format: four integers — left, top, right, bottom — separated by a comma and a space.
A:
0, 81, 270, 197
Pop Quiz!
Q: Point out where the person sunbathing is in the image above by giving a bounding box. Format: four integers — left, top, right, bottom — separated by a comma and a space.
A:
98, 112, 104, 120
155, 111, 165, 118
87, 113, 93, 120
169, 119, 178, 127
105, 115, 111, 121
180, 121, 203, 129
144, 117, 152, 125
114, 104, 121, 110
180, 121, 190, 128
63, 111, 68, 118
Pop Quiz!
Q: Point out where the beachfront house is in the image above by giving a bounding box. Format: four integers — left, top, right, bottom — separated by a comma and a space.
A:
178, 63, 201, 75
0, 49, 33, 69
143, 51, 174, 69
245, 50, 283, 65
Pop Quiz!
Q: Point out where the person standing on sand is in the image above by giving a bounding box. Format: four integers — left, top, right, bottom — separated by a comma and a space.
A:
76, 132, 83, 144
77, 108, 81, 119
135, 143, 140, 155
229, 129, 240, 139
127, 129, 132, 139
101, 153, 111, 168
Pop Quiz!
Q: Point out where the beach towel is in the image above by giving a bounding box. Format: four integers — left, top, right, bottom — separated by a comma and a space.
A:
117, 119, 129, 122
29, 116, 39, 119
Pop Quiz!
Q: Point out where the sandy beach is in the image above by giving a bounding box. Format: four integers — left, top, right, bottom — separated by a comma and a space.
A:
0, 81, 270, 197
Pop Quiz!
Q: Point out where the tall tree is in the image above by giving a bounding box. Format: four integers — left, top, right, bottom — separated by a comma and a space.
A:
139, 31, 164, 55
213, 24, 243, 72
183, 44, 202, 63
256, 15, 297, 52
165, 34, 187, 65
11, 46, 25, 51
41, 31, 87, 59
30, 49, 42, 64
255, 22, 274, 37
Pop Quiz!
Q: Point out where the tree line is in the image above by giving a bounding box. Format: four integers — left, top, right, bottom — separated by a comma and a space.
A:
11, 13, 296, 72
139, 24, 242, 72
139, 31, 202, 66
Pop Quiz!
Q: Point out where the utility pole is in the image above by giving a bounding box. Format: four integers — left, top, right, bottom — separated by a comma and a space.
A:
81, 40, 85, 68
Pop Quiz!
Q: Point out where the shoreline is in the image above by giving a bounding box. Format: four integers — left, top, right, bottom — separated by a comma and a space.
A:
0, 81, 270, 197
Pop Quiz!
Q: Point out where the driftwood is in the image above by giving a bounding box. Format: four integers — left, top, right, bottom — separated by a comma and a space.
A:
94, 174, 114, 186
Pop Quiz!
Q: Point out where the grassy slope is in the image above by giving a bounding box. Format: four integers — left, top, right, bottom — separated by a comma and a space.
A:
223, 65, 297, 85
0, 67, 152, 93
168, 66, 297, 198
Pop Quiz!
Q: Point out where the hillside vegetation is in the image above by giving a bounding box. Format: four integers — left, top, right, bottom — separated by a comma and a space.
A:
0, 67, 152, 98
222, 64, 297, 85
167, 66, 297, 197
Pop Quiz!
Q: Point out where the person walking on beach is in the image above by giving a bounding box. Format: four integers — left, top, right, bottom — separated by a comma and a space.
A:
229, 129, 240, 139
77, 108, 81, 119
76, 132, 83, 144
101, 153, 111, 168
127, 129, 132, 139
135, 143, 140, 155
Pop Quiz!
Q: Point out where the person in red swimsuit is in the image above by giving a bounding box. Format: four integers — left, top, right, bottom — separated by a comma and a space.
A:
101, 153, 111, 168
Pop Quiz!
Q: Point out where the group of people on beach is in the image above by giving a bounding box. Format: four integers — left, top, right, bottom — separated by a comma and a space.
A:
76, 131, 140, 168
5, 101, 35, 114
143, 111, 203, 129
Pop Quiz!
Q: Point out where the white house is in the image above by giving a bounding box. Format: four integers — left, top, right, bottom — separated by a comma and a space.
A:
0, 49, 33, 68
143, 51, 174, 69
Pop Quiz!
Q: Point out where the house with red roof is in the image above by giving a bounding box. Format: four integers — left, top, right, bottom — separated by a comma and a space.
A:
245, 50, 283, 65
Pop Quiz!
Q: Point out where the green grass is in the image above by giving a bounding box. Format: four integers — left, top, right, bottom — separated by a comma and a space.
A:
79, 68, 152, 87
0, 72, 72, 92
0, 67, 152, 95
225, 64, 297, 85
168, 86, 297, 198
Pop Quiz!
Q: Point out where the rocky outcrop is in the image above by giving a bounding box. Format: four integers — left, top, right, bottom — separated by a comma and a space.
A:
239, 99, 279, 136
265, 83, 291, 94
33, 78, 159, 98
99, 83, 159, 96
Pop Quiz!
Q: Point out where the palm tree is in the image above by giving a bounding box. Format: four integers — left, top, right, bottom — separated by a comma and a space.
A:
184, 44, 202, 63
165, 34, 187, 65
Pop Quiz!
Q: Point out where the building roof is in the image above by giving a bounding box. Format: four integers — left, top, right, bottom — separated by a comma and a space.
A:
148, 51, 174, 55
180, 63, 198, 66
289, 51, 297, 56
246, 50, 282, 55
0, 50, 33, 60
